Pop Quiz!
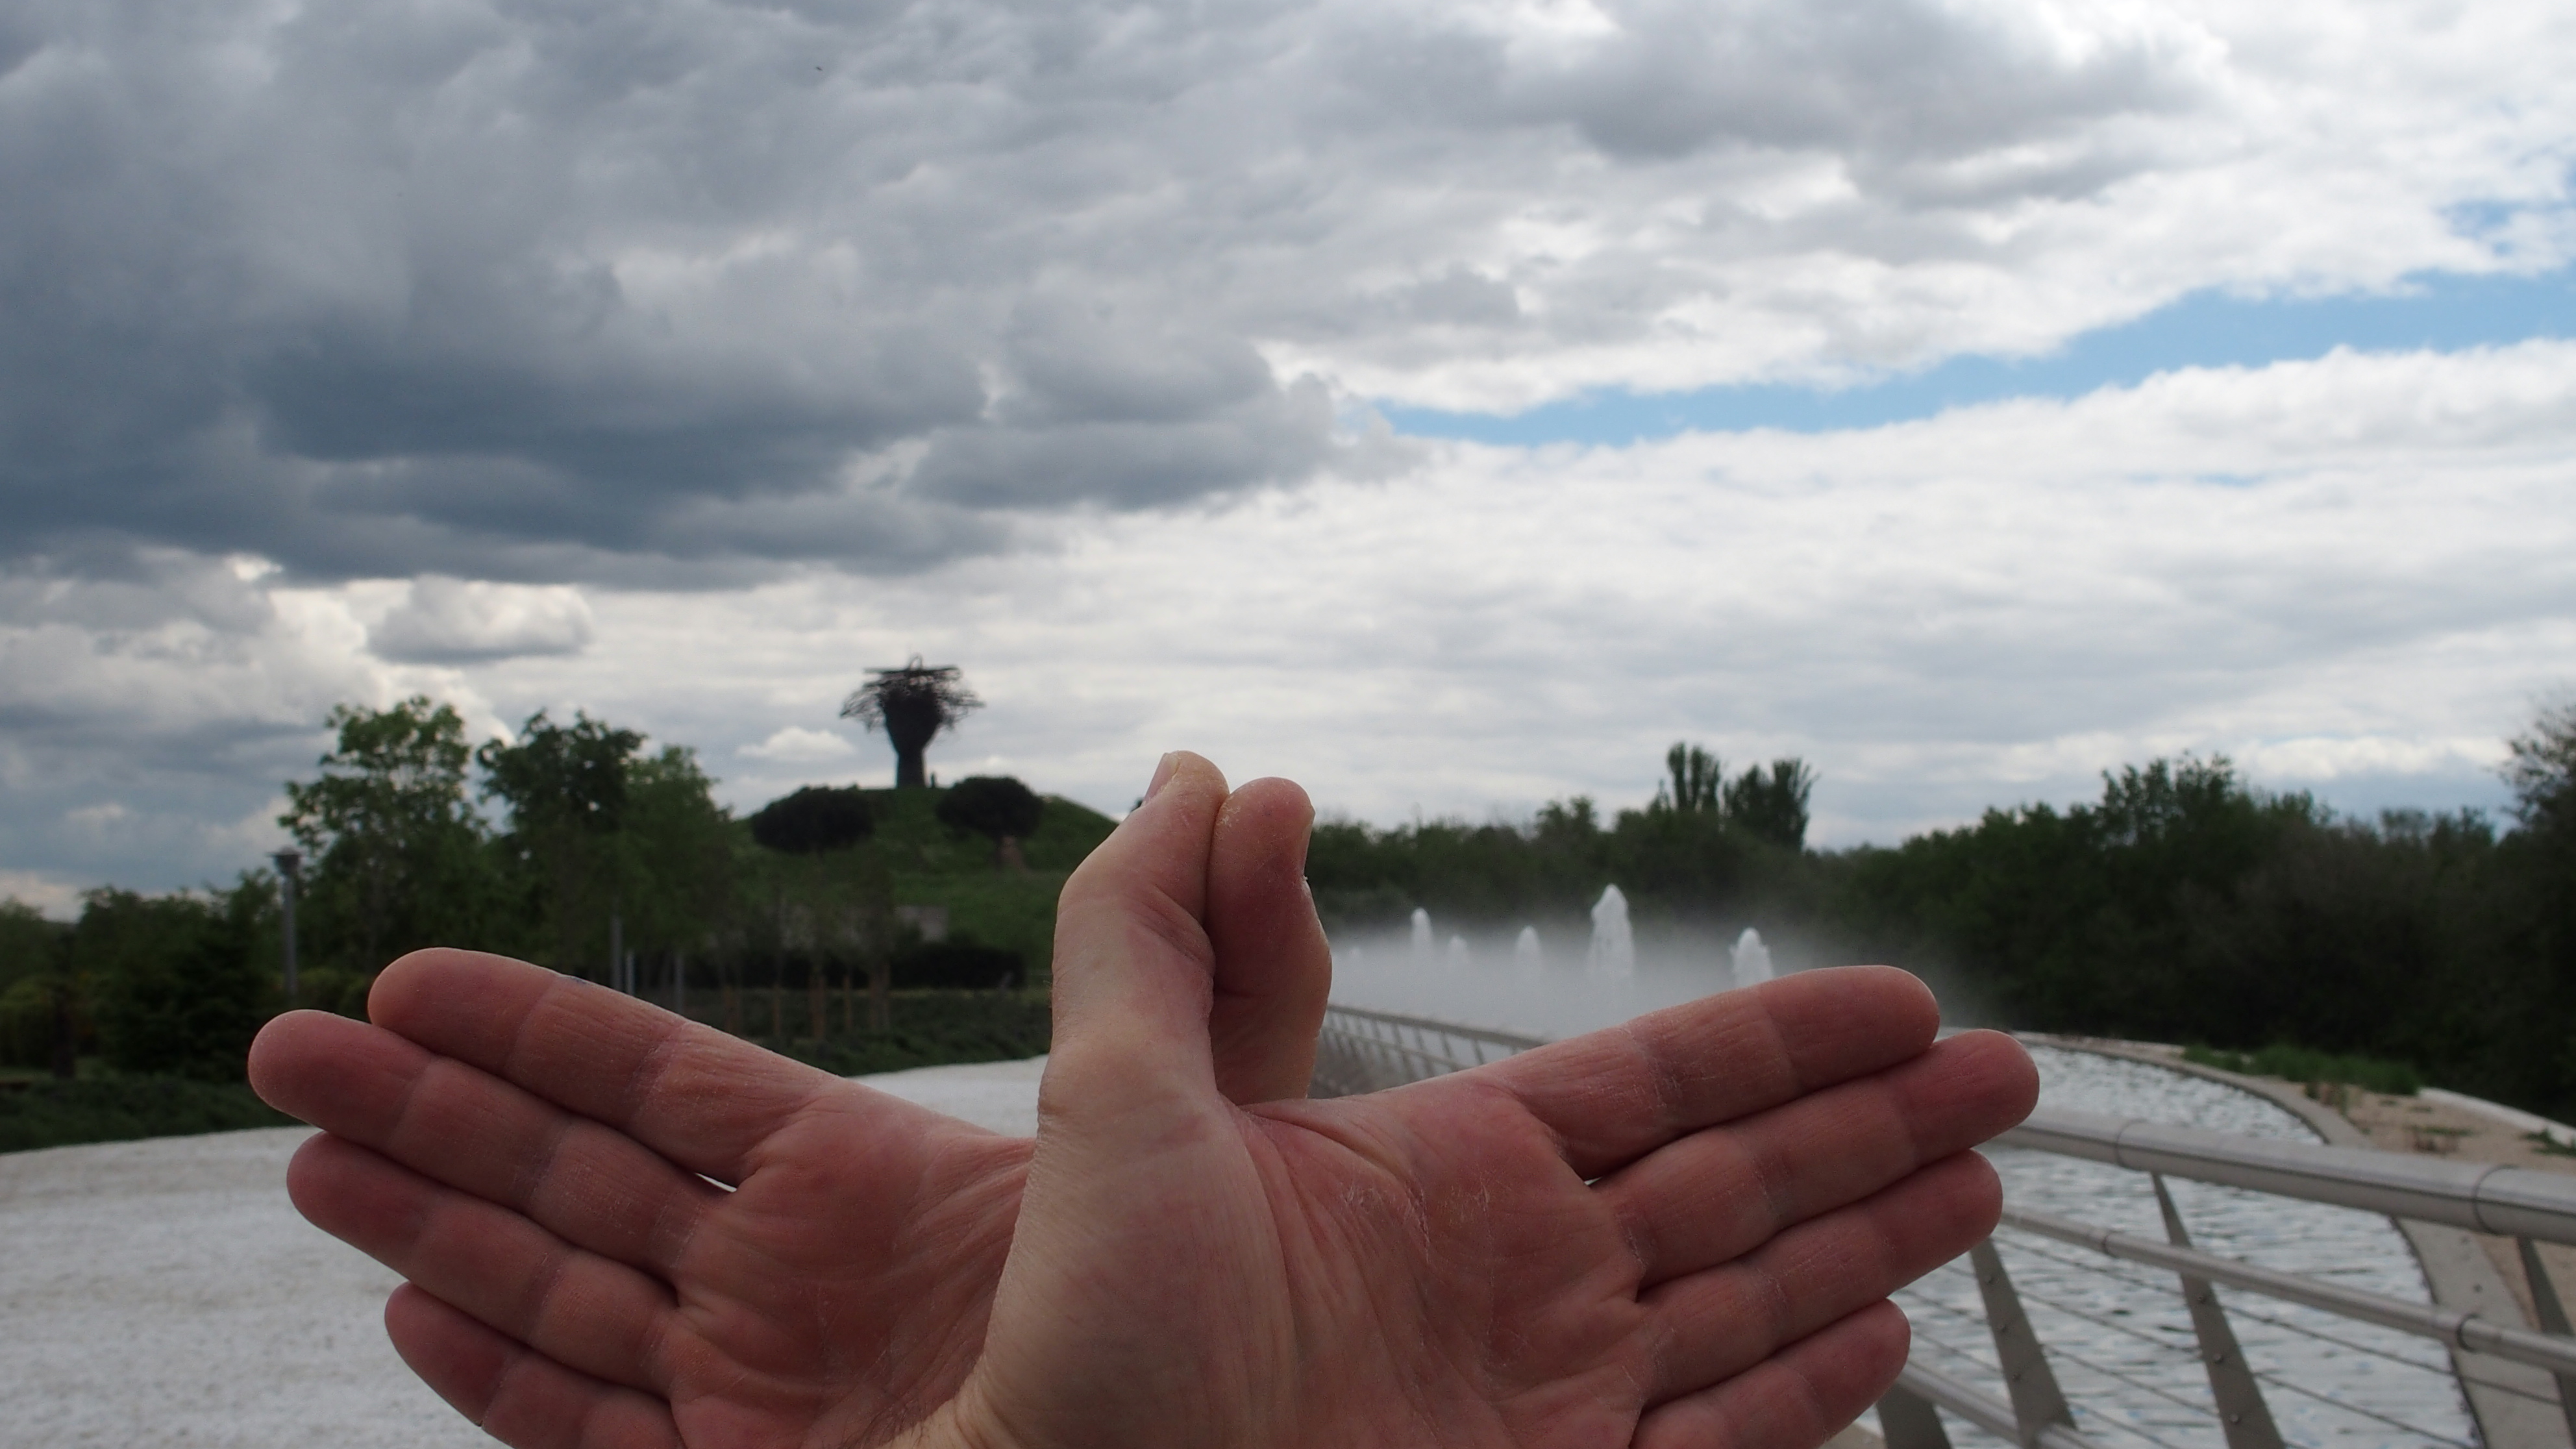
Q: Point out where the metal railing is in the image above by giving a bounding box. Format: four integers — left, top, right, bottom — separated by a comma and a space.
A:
1311, 1004, 2576, 1449
1310, 1003, 1547, 1097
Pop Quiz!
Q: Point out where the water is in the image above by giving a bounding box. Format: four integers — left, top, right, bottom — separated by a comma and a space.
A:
1320, 948, 2479, 1449
1902, 1045, 2476, 1449
1585, 886, 1635, 981
1730, 927, 1774, 987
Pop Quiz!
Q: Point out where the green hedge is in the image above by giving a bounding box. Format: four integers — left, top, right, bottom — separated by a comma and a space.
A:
756, 991, 1051, 1078
2183, 1042, 2422, 1096
0, 1076, 295, 1154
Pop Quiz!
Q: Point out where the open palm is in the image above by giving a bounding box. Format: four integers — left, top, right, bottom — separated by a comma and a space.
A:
254, 754, 2035, 1449
925, 754, 2031, 1449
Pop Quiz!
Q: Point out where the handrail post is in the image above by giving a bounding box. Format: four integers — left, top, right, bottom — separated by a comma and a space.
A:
2517, 1236, 2576, 1444
1877, 1383, 1955, 1449
2152, 1175, 2285, 1449
1969, 1238, 2077, 1447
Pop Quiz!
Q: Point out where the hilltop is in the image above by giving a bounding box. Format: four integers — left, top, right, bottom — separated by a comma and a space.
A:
848, 787, 1120, 982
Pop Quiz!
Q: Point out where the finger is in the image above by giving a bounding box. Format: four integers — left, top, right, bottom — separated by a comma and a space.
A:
1488, 965, 1945, 1178
291, 1133, 682, 1394
1635, 1299, 1911, 1449
1042, 750, 1233, 1119
351, 949, 969, 1182
1205, 776, 1332, 1104
1641, 1152, 1998, 1402
386, 1283, 682, 1449
254, 1010, 723, 1276
1603, 1030, 2035, 1284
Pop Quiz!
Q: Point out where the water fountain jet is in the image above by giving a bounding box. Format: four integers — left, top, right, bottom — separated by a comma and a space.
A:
1731, 928, 1774, 987
1585, 886, 1634, 981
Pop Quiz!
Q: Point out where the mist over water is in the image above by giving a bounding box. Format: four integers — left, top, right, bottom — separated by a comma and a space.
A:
1328, 900, 1788, 1039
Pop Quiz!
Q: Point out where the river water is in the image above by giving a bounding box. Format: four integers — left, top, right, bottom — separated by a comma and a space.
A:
1903, 1043, 2477, 1449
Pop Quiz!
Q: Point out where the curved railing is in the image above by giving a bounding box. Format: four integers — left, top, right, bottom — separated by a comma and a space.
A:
1313, 1003, 2576, 1449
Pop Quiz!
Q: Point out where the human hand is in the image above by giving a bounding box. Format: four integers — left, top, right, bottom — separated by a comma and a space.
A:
253, 752, 2037, 1449
247, 773, 1335, 1448
910, 752, 2037, 1449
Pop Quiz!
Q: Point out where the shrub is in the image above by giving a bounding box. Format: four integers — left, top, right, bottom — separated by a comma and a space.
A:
2184, 1041, 2422, 1095
893, 939, 1026, 991
750, 786, 874, 855
0, 1076, 293, 1154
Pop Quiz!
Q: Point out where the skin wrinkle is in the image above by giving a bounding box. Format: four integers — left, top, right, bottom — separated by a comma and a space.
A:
507, 1109, 582, 1231
614, 1014, 699, 1155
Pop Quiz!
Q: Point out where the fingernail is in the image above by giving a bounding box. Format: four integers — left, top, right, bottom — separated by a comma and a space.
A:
1145, 752, 1179, 801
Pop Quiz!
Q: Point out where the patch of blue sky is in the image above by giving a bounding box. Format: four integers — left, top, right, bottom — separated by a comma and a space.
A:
1383, 266, 2576, 447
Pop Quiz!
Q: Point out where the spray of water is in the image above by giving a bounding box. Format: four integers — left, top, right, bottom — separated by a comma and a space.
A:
1584, 886, 1635, 982
1330, 890, 1805, 1038
1729, 928, 1774, 987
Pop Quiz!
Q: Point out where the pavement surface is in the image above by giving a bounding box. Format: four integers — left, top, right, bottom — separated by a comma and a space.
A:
0, 1056, 1047, 1449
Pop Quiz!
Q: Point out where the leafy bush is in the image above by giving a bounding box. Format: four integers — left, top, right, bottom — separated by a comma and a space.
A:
2183, 1042, 2422, 1095
750, 786, 874, 854
82, 887, 277, 1084
769, 991, 1049, 1078
0, 1076, 294, 1154
893, 939, 1026, 990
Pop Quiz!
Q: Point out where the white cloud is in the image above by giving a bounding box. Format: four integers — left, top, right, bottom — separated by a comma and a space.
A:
738, 726, 860, 765
0, 870, 85, 921
401, 341, 2565, 847
4, 340, 2565, 893
1, 0, 2570, 578
369, 577, 595, 663
3, 0, 2573, 891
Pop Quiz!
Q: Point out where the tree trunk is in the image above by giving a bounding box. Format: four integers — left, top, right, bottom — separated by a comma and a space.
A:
808, 963, 826, 1045
869, 958, 891, 1033
998, 835, 1027, 872
893, 745, 927, 789
49, 983, 77, 1080
723, 966, 739, 1035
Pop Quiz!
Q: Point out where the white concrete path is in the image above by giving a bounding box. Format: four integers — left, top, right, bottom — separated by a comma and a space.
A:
0, 1058, 1046, 1449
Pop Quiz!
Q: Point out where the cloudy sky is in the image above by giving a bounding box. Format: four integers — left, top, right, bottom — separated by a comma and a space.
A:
5, 0, 2573, 913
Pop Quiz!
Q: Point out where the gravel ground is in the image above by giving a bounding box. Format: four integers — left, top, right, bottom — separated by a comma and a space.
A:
0, 1057, 1046, 1449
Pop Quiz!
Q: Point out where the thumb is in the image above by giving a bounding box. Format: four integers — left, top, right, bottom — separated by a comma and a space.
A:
1041, 750, 1233, 1128
960, 753, 1283, 1449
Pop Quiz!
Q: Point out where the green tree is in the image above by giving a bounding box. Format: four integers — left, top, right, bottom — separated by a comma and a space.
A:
1724, 760, 1818, 851
1653, 744, 1722, 815
477, 710, 644, 976
80, 882, 277, 1082
749, 786, 873, 855
620, 746, 739, 981
745, 785, 895, 1034
0, 900, 79, 1075
937, 776, 1046, 870
281, 697, 492, 974
841, 658, 980, 789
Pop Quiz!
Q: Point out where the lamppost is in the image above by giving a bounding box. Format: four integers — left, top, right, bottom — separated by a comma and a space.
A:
271, 849, 303, 1006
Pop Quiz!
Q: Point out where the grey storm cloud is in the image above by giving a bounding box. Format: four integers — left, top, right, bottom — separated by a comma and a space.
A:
0, 0, 2227, 584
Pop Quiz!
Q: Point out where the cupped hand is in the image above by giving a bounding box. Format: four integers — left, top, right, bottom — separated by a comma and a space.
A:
249, 771, 1333, 1448
253, 752, 2038, 1449
910, 753, 2036, 1449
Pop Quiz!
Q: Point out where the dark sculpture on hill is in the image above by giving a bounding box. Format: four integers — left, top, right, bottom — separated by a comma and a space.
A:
749, 786, 874, 854
840, 658, 981, 789
937, 775, 1046, 871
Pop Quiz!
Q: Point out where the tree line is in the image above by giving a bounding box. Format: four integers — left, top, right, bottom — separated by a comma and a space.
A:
9, 698, 2573, 1120
0, 696, 1060, 1085
1309, 709, 2576, 1118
